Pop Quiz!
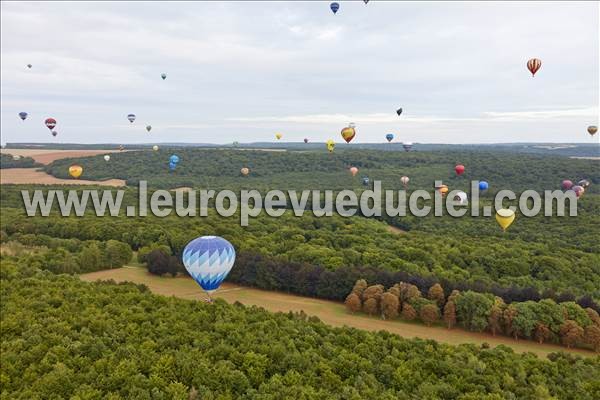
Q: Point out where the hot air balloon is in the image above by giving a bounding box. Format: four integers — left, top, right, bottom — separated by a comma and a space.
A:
51, 131, 58, 137
364, 0, 370, 3
304, 138, 309, 144
330, 2, 339, 14
18, 112, 28, 121
527, 58, 542, 77
169, 162, 177, 172
170, 155, 180, 164
578, 179, 591, 189
326, 139, 335, 153
27, 64, 32, 69
241, 167, 250, 176
402, 142, 413, 152
496, 209, 515, 231
588, 126, 598, 136
12, 155, 21, 161
161, 73, 167, 80
45, 118, 56, 130
146, 125, 152, 132
396, 108, 403, 116
455, 164, 465, 176
454, 191, 468, 205
182, 236, 236, 301
341, 126, 356, 143
153, 145, 159, 151
127, 114, 136, 123
362, 177, 370, 186
478, 181, 489, 191
386, 133, 394, 143
561, 180, 574, 191
103, 155, 110, 162
436, 184, 449, 197
275, 133, 282, 140
401, 176, 409, 188
350, 167, 358, 176
572, 185, 585, 198
69, 165, 83, 179
119, 145, 125, 151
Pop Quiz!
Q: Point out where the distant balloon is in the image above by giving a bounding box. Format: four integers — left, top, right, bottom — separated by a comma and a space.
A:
577, 179, 591, 189
170, 155, 180, 164
561, 180, 574, 191
182, 236, 236, 300
45, 118, 56, 130
119, 145, 125, 151
304, 138, 309, 144
69, 165, 83, 179
401, 176, 409, 188
350, 167, 358, 176
51, 131, 58, 137
396, 108, 403, 116
146, 125, 152, 132
588, 126, 598, 136
275, 133, 282, 140
169, 162, 177, 172
453, 191, 468, 205
326, 139, 335, 153
27, 64, 32, 69
330, 2, 339, 14
341, 126, 356, 143
572, 185, 585, 198
496, 208, 515, 231
386, 133, 394, 143
362, 177, 370, 186
161, 73, 167, 80
402, 142, 413, 152
127, 114, 136, 123
436, 184, 449, 197
103, 155, 110, 162
478, 181, 489, 191
241, 167, 250, 176
527, 58, 542, 77
364, 0, 370, 4
12, 155, 21, 161
455, 164, 465, 176
153, 145, 159, 151
18, 112, 28, 121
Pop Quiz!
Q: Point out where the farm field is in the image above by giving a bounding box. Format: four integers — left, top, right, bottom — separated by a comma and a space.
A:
0, 167, 126, 186
80, 266, 594, 358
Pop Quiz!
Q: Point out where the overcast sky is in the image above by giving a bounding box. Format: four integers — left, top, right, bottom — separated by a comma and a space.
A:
1, 1, 598, 144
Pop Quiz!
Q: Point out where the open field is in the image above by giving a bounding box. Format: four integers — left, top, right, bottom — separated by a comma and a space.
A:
0, 167, 126, 186
81, 266, 595, 359
0, 148, 125, 165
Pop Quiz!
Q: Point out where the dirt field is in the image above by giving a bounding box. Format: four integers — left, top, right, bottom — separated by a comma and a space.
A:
80, 266, 594, 358
1, 149, 125, 165
0, 168, 126, 186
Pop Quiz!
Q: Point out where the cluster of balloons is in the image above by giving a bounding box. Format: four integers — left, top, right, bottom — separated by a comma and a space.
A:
561, 179, 591, 198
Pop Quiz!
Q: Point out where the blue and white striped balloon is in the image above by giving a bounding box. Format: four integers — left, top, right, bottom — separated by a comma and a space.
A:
182, 236, 236, 295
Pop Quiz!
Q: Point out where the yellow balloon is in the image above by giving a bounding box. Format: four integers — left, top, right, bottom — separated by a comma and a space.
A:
326, 139, 335, 153
275, 133, 282, 140
496, 208, 515, 231
241, 167, 250, 176
69, 165, 83, 179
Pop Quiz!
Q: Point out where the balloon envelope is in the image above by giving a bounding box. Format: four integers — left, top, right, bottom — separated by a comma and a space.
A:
170, 155, 180, 164
169, 162, 177, 171
330, 2, 339, 14
27, 64, 32, 69
402, 142, 413, 152
396, 108, 403, 116
153, 145, 159, 151
341, 127, 356, 143
386, 133, 394, 142
527, 58, 542, 76
478, 181, 489, 191
572, 185, 585, 198
103, 155, 110, 162
182, 236, 236, 295
241, 167, 250, 176
496, 209, 515, 231
45, 118, 56, 130
69, 165, 83, 179
577, 179, 591, 189
19, 112, 28, 121
455, 164, 465, 176
350, 167, 358, 176
326, 139, 335, 153
401, 176, 409, 187
161, 73, 167, 80
304, 138, 309, 143
127, 114, 136, 123
362, 177, 370, 186
146, 125, 152, 132
588, 126, 598, 136
561, 180, 574, 191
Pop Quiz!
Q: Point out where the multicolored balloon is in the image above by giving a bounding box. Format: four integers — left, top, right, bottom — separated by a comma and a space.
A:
496, 209, 515, 231
182, 236, 236, 300
45, 118, 56, 130
330, 2, 339, 14
572, 185, 585, 198
127, 114, 136, 123
578, 179, 591, 189
18, 112, 28, 121
436, 183, 449, 197
341, 126, 356, 143
527, 58, 542, 77
69, 165, 83, 179
588, 126, 598, 136
385, 133, 394, 143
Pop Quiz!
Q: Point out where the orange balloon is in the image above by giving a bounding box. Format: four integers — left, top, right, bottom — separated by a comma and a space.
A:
241, 167, 250, 176
69, 165, 83, 179
350, 167, 358, 176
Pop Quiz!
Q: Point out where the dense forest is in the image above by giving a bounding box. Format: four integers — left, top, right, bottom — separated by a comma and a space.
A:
2, 259, 600, 399
0, 153, 40, 169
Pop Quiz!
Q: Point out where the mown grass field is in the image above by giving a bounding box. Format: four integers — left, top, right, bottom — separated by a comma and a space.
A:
80, 266, 595, 359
